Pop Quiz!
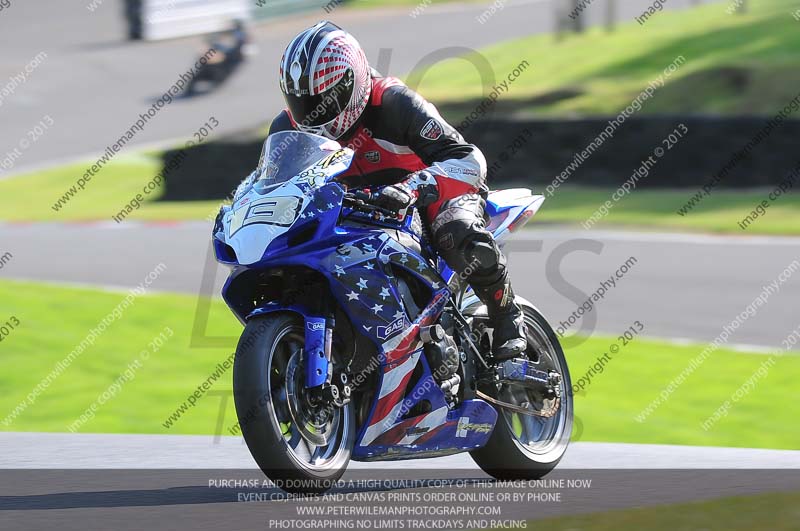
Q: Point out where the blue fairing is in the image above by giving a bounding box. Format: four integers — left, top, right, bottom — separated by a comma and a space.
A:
214, 133, 500, 460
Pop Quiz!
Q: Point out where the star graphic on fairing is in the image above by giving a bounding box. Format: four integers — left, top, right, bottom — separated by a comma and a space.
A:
346, 292, 360, 301
371, 304, 384, 313
393, 310, 405, 320
334, 265, 346, 277
379, 287, 390, 299
363, 262, 375, 270
356, 278, 369, 290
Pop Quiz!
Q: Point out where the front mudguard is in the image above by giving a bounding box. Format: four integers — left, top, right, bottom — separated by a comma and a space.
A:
247, 303, 330, 389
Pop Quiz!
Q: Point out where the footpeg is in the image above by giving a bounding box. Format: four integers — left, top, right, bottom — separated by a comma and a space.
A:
476, 358, 562, 418
497, 359, 561, 398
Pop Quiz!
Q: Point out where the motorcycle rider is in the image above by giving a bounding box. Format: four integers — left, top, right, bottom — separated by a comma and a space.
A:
270, 21, 527, 360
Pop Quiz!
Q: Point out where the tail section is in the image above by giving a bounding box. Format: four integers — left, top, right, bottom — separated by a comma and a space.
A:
485, 188, 544, 241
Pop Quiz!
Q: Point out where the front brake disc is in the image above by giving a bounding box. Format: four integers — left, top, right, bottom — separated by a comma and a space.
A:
285, 352, 339, 446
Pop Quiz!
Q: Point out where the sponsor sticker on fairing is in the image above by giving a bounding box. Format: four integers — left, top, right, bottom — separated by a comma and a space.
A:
377, 316, 408, 340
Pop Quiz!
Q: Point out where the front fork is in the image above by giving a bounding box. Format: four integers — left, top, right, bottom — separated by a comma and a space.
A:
303, 316, 330, 388
248, 304, 349, 405
304, 315, 351, 407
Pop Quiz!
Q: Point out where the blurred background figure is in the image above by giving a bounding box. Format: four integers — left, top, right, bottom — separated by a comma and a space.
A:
182, 20, 252, 97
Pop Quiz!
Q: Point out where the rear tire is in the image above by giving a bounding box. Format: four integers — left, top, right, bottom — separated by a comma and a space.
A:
233, 313, 354, 493
470, 303, 573, 479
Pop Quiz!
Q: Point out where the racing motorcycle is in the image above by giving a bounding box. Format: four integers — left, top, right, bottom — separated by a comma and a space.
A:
213, 131, 572, 493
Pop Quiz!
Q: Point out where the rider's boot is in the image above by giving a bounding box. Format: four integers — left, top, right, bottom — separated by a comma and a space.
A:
472, 275, 528, 362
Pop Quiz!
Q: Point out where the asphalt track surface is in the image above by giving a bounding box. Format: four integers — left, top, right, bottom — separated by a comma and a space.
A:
1, 433, 799, 530
4, 432, 800, 469
0, 0, 700, 177
2, 223, 799, 351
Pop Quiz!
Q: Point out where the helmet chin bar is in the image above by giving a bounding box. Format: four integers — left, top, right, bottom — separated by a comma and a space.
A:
296, 119, 345, 140
295, 122, 328, 138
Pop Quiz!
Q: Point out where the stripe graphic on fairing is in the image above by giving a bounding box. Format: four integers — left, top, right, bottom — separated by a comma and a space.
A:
394, 406, 448, 445
411, 419, 457, 445
378, 352, 419, 400
369, 351, 420, 422
360, 349, 421, 446
358, 289, 450, 447
361, 399, 405, 446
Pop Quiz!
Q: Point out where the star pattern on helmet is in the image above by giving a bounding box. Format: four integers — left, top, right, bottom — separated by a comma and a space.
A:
379, 287, 390, 300
346, 291, 359, 301
363, 262, 375, 270
334, 265, 346, 277
393, 310, 405, 320
371, 304, 384, 313
356, 278, 368, 290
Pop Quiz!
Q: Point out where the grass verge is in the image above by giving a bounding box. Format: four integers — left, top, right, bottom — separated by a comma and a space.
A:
0, 155, 224, 223
531, 491, 800, 531
531, 185, 800, 235
412, 0, 800, 117
0, 279, 796, 450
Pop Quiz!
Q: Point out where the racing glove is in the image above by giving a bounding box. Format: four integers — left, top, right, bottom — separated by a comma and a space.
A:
374, 170, 439, 213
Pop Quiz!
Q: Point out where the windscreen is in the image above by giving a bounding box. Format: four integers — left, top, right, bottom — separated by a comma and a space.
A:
254, 131, 342, 189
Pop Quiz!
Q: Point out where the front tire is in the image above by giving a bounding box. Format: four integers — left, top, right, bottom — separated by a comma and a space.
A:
233, 313, 355, 493
470, 303, 573, 479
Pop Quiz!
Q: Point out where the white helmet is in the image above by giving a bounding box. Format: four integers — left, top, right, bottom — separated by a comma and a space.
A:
279, 21, 371, 139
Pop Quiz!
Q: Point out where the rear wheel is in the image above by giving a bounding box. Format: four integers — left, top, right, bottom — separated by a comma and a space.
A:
233, 313, 354, 493
470, 303, 573, 479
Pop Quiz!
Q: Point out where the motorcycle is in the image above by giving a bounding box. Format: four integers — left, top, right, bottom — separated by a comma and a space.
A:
213, 131, 572, 493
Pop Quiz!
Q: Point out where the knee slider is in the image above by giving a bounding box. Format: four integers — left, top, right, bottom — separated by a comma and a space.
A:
465, 235, 499, 274
463, 232, 506, 285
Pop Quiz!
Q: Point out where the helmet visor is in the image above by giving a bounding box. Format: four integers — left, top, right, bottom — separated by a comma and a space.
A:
285, 70, 354, 127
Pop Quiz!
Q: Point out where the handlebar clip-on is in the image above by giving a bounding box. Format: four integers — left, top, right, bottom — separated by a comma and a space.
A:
343, 188, 406, 222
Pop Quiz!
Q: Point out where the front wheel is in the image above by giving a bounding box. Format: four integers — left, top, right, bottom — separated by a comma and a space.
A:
233, 313, 355, 493
470, 303, 573, 479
